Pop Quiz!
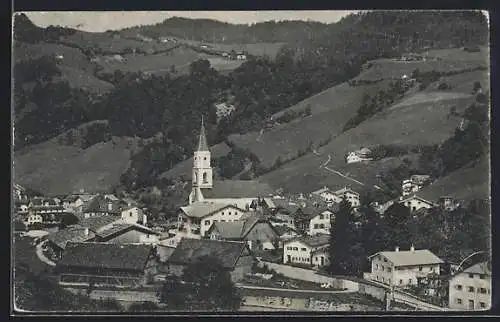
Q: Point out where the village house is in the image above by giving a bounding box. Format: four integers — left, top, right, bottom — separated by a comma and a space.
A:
438, 196, 461, 212
283, 234, 330, 268
56, 242, 156, 287
207, 213, 279, 251
81, 195, 121, 218
398, 195, 436, 212
402, 174, 431, 196
236, 53, 247, 60
364, 246, 444, 287
165, 238, 254, 283
294, 204, 337, 236
448, 261, 491, 311
25, 213, 43, 226
62, 193, 96, 212
46, 226, 97, 259
17, 204, 29, 215
274, 225, 300, 248
13, 184, 29, 202
188, 119, 275, 209
121, 206, 147, 225
346, 147, 373, 164
178, 202, 248, 238
311, 187, 360, 207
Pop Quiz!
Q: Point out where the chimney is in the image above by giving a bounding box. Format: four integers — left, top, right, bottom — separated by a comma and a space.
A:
395, 246, 400, 252
410, 244, 415, 252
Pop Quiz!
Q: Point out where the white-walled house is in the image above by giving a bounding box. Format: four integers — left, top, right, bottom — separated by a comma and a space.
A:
364, 246, 444, 287
402, 175, 431, 196
311, 187, 360, 207
121, 206, 147, 225
346, 148, 373, 164
311, 187, 338, 204
283, 234, 330, 268
25, 213, 43, 225
449, 261, 491, 311
398, 195, 435, 212
178, 202, 247, 237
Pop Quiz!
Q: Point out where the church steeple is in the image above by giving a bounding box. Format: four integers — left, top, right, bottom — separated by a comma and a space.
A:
197, 116, 209, 152
189, 116, 213, 204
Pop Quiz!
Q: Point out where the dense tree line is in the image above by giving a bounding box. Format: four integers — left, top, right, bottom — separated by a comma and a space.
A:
327, 196, 490, 277
13, 13, 77, 44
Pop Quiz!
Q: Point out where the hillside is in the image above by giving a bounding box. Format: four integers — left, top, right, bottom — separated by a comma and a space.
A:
227, 47, 486, 168
13, 122, 143, 196
417, 155, 490, 203
257, 89, 478, 194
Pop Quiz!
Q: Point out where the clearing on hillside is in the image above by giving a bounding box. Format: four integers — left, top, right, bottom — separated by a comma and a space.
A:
228, 81, 394, 168
257, 94, 476, 194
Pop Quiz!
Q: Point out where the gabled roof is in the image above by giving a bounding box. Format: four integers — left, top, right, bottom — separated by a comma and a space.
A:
167, 238, 250, 269
369, 249, 444, 267
83, 195, 121, 213
312, 187, 332, 195
180, 202, 243, 219
95, 223, 158, 239
286, 234, 330, 248
57, 242, 153, 271
334, 187, 360, 197
295, 204, 336, 221
209, 214, 271, 240
47, 226, 96, 250
78, 215, 122, 232
462, 261, 491, 276
200, 180, 275, 199
399, 195, 436, 206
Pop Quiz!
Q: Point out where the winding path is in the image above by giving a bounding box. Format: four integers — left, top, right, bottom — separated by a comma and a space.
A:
35, 240, 56, 267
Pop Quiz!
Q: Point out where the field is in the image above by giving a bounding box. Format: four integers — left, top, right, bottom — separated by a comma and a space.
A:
228, 81, 394, 168
62, 31, 177, 54
417, 155, 490, 203
423, 69, 490, 94
257, 93, 476, 194
179, 40, 286, 59
355, 47, 488, 82
14, 123, 142, 196
159, 142, 232, 180
14, 42, 115, 94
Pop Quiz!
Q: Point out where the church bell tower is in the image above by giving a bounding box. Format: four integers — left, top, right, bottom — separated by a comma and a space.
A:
190, 117, 212, 203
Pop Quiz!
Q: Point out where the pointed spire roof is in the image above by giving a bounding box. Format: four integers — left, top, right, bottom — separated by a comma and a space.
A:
197, 116, 209, 151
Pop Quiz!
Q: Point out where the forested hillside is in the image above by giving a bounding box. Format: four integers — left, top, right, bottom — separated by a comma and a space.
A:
13, 11, 489, 206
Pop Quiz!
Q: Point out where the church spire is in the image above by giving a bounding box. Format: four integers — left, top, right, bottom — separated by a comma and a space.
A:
197, 116, 209, 151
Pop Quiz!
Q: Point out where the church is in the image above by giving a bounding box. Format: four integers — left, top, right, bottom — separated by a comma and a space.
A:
187, 118, 275, 210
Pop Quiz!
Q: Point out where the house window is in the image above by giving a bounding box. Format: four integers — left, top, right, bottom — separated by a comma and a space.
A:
409, 279, 412, 284
412, 207, 416, 211
204, 157, 207, 160
319, 224, 325, 229
382, 277, 385, 282
319, 215, 324, 220
387, 267, 392, 272
457, 298, 462, 304
479, 274, 485, 280
469, 273, 474, 278
375, 264, 379, 270
203, 172, 208, 183
480, 288, 487, 294
301, 248, 306, 251
399, 279, 403, 285
468, 286, 474, 293
229, 212, 232, 215
383, 258, 388, 262
456, 285, 463, 290
222, 212, 224, 215
221, 220, 225, 222
381, 266, 385, 272
419, 266, 423, 271
293, 247, 298, 251
315, 257, 318, 261
314, 224, 319, 229
204, 220, 210, 226
480, 302, 486, 309
306, 258, 310, 262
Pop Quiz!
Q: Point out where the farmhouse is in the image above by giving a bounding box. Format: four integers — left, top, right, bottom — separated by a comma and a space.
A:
346, 147, 373, 164
207, 214, 279, 251
25, 213, 43, 226
311, 186, 360, 207
166, 238, 254, 283
437, 196, 461, 212
398, 195, 435, 212
364, 246, 444, 287
283, 234, 330, 268
178, 202, 247, 238
448, 261, 491, 311
402, 174, 431, 196
294, 204, 337, 236
187, 119, 274, 209
56, 242, 156, 287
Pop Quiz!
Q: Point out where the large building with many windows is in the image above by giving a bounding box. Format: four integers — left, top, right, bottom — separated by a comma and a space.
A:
448, 261, 491, 311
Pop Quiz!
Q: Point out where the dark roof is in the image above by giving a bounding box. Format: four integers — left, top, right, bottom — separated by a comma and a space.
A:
463, 261, 491, 276
197, 119, 209, 151
288, 234, 330, 248
47, 226, 96, 250
96, 223, 159, 239
168, 238, 249, 269
83, 195, 121, 213
295, 204, 337, 221
200, 180, 275, 199
57, 242, 153, 271
79, 215, 122, 232
208, 214, 269, 240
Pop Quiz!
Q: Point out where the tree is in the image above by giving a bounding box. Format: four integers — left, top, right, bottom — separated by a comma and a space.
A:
59, 213, 79, 228
158, 256, 242, 311
328, 198, 359, 275
382, 203, 413, 249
